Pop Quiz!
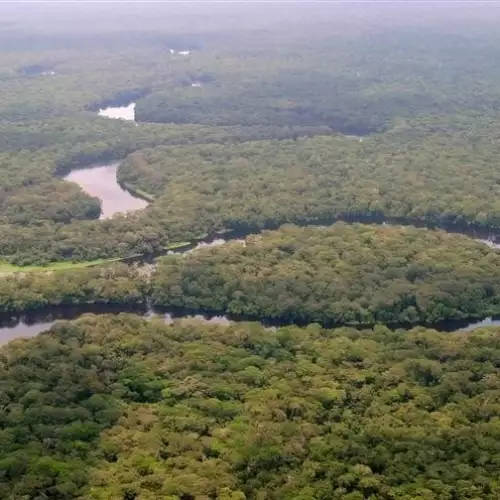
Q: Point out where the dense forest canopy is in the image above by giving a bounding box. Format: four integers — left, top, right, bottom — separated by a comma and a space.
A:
2, 315, 500, 499
4, 223, 500, 328
119, 130, 500, 230
0, 5, 500, 263
0, 264, 149, 314
3, 5, 500, 499
152, 223, 500, 326
5, 121, 500, 265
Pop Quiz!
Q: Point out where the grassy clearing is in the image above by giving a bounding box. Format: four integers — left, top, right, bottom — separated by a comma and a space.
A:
0, 256, 126, 274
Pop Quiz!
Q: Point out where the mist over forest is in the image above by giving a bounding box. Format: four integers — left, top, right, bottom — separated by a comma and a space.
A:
3, 2, 500, 500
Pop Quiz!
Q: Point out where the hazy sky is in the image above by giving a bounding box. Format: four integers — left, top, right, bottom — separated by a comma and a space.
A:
0, 2, 499, 39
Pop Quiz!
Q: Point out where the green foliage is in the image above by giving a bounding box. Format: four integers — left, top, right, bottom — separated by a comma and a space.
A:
0, 264, 149, 313
7, 119, 500, 265
0, 180, 101, 225
152, 223, 500, 325
4, 9, 500, 499
2, 315, 500, 499
119, 128, 500, 232
3, 18, 500, 263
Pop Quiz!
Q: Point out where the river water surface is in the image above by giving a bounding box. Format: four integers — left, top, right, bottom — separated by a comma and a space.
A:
0, 319, 58, 344
1, 306, 499, 346
0, 307, 231, 346
64, 163, 148, 218
98, 103, 136, 121
28, 155, 500, 346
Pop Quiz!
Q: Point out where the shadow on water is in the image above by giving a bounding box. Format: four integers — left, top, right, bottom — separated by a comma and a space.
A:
0, 305, 232, 346
2, 303, 500, 346
227, 212, 500, 245
0, 304, 148, 345
151, 305, 500, 334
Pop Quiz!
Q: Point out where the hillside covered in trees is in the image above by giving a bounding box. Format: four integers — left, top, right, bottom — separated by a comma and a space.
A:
2, 315, 500, 499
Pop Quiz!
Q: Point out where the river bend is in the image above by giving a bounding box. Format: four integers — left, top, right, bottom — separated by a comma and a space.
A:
64, 162, 148, 219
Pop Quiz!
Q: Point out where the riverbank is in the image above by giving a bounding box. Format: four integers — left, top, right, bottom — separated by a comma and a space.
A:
5, 151, 500, 342
63, 162, 149, 219
2, 303, 500, 346
1, 215, 498, 276
5, 223, 500, 342
118, 181, 156, 202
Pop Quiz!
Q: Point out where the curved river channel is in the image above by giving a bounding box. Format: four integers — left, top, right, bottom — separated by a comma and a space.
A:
1, 304, 500, 346
64, 162, 148, 218
6, 111, 500, 344
0, 306, 232, 346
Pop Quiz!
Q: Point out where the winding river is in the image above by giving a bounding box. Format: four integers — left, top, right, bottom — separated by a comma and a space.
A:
1, 304, 500, 346
0, 306, 232, 345
64, 162, 148, 218
12, 143, 500, 345
63, 102, 144, 218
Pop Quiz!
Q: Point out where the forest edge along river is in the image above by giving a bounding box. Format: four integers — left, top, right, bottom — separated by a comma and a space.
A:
62, 102, 146, 219
22, 101, 500, 345
0, 306, 231, 346
9, 161, 500, 342
2, 304, 500, 345
63, 162, 148, 219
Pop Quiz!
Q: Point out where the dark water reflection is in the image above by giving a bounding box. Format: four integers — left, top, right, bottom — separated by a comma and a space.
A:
0, 306, 231, 346
1, 304, 500, 346
9, 173, 500, 344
